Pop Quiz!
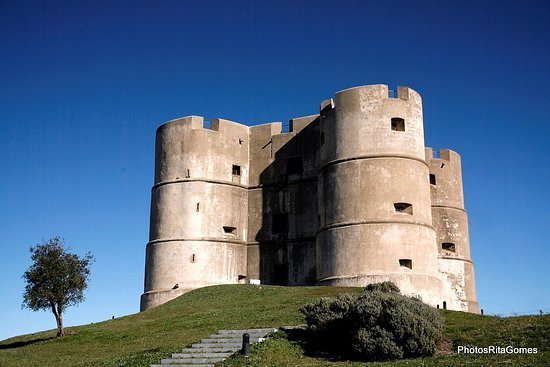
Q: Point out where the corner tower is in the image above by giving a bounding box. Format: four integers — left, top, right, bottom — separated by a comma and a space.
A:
426, 148, 479, 312
140, 116, 249, 310
317, 85, 443, 305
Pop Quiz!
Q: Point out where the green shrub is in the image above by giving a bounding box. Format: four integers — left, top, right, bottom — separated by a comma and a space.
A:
300, 283, 443, 361
364, 281, 401, 294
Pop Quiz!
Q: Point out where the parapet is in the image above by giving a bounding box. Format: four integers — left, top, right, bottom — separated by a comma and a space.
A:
334, 84, 420, 103
425, 148, 462, 164
157, 115, 250, 135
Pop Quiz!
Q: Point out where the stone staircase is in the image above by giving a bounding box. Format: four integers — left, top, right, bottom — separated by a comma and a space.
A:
150, 328, 277, 367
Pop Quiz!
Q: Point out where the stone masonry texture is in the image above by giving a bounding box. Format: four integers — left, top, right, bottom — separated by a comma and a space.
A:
140, 84, 479, 313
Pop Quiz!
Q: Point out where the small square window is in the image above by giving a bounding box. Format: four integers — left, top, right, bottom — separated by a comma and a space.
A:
442, 242, 456, 252
399, 259, 412, 269
223, 226, 237, 235
232, 165, 241, 176
430, 174, 437, 185
391, 118, 405, 131
394, 202, 413, 215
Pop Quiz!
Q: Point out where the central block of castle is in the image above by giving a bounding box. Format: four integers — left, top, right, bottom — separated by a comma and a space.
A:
141, 84, 479, 313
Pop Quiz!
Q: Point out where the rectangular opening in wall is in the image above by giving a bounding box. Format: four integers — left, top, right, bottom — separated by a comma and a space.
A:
391, 117, 405, 131
232, 165, 241, 176
320, 132, 325, 146
191, 254, 196, 263
430, 174, 437, 185
286, 156, 303, 176
394, 202, 413, 214
272, 213, 289, 234
399, 259, 412, 269
223, 226, 237, 235
442, 242, 456, 252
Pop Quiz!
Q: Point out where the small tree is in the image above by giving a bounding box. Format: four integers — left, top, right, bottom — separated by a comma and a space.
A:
22, 237, 94, 337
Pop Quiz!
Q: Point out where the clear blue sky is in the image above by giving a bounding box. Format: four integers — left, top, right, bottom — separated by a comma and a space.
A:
1, 0, 548, 340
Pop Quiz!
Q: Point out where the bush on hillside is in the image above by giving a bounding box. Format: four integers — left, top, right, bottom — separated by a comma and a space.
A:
364, 281, 400, 294
300, 282, 444, 361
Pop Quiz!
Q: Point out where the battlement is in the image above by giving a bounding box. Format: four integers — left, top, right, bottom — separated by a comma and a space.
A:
425, 148, 461, 163
158, 115, 251, 135
334, 84, 419, 103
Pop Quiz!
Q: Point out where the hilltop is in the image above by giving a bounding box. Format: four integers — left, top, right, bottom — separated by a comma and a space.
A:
0, 285, 548, 366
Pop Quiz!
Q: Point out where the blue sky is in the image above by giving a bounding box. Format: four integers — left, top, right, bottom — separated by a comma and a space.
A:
1, 0, 548, 340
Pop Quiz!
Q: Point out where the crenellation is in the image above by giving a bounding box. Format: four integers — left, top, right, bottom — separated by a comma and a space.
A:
141, 84, 479, 314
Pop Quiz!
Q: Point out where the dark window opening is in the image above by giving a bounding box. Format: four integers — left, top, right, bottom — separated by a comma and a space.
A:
430, 174, 437, 185
238, 138, 243, 145
286, 156, 303, 176
391, 117, 405, 131
191, 254, 196, 263
273, 264, 288, 285
443, 301, 447, 310
223, 226, 237, 235
232, 165, 241, 176
186, 169, 190, 178
399, 259, 412, 269
442, 242, 456, 252
272, 213, 289, 234
196, 202, 200, 212
394, 202, 413, 214
320, 132, 325, 146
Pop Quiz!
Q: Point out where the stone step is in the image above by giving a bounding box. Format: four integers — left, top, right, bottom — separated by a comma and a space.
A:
217, 328, 276, 335
200, 337, 262, 344
191, 342, 241, 348
181, 346, 240, 353
206, 332, 268, 339
161, 357, 226, 364
151, 327, 278, 367
172, 352, 234, 358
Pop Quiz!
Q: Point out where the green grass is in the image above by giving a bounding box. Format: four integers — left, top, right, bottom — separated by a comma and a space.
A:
0, 285, 548, 367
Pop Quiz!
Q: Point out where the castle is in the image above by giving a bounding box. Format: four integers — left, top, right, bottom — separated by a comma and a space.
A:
140, 84, 479, 313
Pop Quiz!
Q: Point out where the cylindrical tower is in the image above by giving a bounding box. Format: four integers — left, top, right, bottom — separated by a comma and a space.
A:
317, 84, 443, 305
426, 148, 479, 313
140, 116, 249, 311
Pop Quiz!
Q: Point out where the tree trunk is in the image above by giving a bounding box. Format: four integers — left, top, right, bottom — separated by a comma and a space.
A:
51, 302, 64, 337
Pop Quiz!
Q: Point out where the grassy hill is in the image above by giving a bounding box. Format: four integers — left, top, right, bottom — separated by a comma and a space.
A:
0, 285, 548, 367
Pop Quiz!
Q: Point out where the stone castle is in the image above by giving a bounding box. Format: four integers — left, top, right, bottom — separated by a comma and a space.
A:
140, 84, 479, 313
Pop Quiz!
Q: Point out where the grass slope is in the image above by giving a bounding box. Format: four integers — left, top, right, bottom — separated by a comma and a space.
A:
1, 285, 548, 367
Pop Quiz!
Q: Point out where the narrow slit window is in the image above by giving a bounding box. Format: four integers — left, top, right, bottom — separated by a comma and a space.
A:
223, 226, 237, 235
430, 174, 437, 185
286, 156, 303, 176
320, 132, 325, 146
391, 117, 405, 131
399, 259, 412, 269
442, 242, 456, 252
191, 254, 196, 263
196, 202, 200, 212
232, 165, 241, 176
394, 202, 413, 215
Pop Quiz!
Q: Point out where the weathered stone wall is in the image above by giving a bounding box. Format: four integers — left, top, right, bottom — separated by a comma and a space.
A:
141, 116, 249, 310
141, 84, 479, 314
426, 148, 479, 312
246, 115, 319, 286
317, 85, 443, 307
